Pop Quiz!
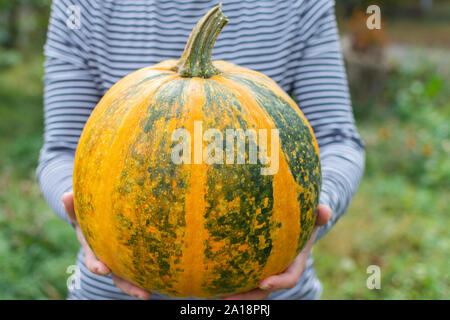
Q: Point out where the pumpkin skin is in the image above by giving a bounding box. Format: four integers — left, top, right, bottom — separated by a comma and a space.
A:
73, 5, 321, 298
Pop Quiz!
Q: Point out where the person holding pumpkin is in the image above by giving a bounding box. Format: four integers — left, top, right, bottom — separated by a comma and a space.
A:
38, 0, 365, 300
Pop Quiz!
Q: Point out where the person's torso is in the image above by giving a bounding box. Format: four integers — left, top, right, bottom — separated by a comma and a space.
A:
80, 0, 306, 95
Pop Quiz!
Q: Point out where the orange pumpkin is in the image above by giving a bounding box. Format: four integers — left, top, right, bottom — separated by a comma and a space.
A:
73, 4, 321, 298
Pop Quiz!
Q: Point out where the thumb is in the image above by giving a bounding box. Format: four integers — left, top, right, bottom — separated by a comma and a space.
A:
315, 205, 332, 226
62, 192, 77, 225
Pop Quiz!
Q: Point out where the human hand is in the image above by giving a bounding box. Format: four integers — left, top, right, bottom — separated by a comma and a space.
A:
62, 192, 151, 299
222, 204, 332, 300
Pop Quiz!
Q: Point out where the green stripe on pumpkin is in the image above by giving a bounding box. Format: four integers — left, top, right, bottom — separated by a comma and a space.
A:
224, 75, 321, 253
113, 78, 189, 294
201, 81, 276, 295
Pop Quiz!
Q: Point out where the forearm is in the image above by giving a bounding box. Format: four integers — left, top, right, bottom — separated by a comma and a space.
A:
291, 1, 365, 240
316, 138, 365, 241
38, 1, 101, 224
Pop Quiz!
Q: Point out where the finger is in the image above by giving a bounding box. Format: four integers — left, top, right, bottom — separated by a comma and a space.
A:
62, 193, 110, 276
111, 274, 151, 299
222, 288, 270, 300
259, 254, 307, 291
62, 193, 111, 276
315, 205, 332, 226
256, 207, 330, 293
82, 242, 110, 275
258, 227, 319, 291
72, 226, 110, 275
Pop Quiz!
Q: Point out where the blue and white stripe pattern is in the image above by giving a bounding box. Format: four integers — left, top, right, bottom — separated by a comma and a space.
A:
38, 0, 365, 300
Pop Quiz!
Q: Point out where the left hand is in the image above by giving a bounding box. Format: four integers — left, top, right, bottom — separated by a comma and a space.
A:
222, 204, 332, 300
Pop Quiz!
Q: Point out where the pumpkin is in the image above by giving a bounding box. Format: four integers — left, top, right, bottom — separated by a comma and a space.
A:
73, 4, 321, 298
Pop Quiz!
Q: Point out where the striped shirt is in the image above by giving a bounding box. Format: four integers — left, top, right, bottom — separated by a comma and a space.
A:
38, 0, 365, 300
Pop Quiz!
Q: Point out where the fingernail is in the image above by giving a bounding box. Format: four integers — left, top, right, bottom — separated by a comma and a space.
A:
130, 289, 148, 299
98, 265, 108, 274
137, 293, 149, 300
260, 283, 272, 291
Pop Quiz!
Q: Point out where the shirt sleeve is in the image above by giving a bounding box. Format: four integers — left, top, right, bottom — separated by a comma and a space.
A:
37, 0, 101, 224
293, 0, 365, 241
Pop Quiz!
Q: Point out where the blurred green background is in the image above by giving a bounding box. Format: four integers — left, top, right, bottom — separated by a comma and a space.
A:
0, 0, 449, 299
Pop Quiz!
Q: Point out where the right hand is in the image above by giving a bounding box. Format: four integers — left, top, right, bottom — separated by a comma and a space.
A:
62, 192, 151, 299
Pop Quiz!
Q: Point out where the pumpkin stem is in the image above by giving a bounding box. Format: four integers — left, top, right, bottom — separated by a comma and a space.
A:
175, 3, 228, 78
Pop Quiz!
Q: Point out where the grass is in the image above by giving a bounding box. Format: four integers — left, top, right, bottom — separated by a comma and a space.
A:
0, 50, 448, 299
315, 138, 449, 299
0, 55, 79, 299
314, 59, 450, 299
